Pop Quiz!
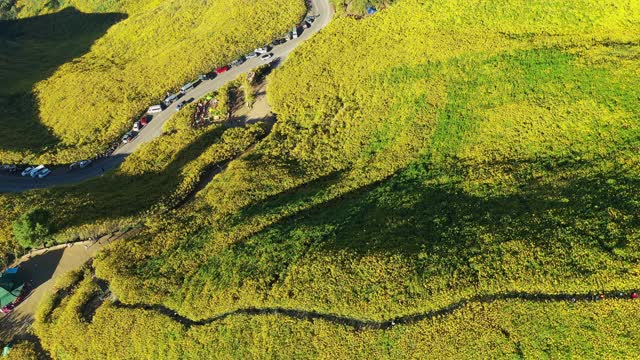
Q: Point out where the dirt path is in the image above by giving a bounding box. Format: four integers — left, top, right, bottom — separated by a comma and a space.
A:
226, 81, 275, 128
0, 81, 279, 340
0, 231, 127, 343
105, 289, 640, 330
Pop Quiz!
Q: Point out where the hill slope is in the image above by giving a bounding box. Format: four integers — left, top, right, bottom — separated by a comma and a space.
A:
0, 0, 305, 164
30, 0, 640, 357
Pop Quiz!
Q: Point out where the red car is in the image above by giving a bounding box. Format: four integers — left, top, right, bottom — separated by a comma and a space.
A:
215, 66, 229, 74
140, 114, 152, 126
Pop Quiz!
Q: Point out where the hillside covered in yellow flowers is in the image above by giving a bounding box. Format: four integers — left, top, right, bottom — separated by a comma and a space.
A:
0, 0, 304, 164
5, 0, 640, 357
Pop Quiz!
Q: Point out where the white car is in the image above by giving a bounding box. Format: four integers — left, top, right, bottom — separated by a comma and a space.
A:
133, 121, 141, 132
37, 168, 51, 178
260, 53, 274, 61
254, 46, 270, 54
30, 165, 46, 177
21, 167, 34, 176
245, 52, 258, 59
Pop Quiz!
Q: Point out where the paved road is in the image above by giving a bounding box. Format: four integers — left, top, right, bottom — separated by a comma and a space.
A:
0, 0, 333, 193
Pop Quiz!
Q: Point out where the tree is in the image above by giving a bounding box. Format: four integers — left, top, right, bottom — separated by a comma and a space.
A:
6, 340, 40, 360
12, 208, 52, 249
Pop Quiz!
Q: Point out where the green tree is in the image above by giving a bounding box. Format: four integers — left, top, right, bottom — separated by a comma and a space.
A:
12, 208, 52, 249
6, 340, 40, 360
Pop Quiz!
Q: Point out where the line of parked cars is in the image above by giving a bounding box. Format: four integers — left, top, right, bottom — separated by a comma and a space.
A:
0, 15, 318, 182
124, 15, 315, 149
149, 19, 314, 116
122, 114, 153, 143
20, 165, 51, 178
69, 159, 92, 171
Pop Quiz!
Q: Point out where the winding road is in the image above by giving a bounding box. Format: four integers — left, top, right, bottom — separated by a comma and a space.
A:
0, 0, 333, 193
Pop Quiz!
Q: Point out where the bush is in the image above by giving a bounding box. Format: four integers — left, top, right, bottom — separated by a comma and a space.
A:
5, 340, 40, 360
12, 208, 52, 249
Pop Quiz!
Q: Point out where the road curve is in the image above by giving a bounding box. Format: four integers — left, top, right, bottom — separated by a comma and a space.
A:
0, 0, 333, 193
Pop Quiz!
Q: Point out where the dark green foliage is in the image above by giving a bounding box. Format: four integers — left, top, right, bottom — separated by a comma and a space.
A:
0, 0, 16, 19
12, 208, 52, 248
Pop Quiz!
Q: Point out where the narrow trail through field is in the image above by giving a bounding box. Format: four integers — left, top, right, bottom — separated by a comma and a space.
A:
108, 289, 640, 330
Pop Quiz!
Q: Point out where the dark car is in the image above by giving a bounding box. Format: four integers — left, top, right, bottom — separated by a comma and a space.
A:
200, 72, 216, 81
230, 57, 245, 67
122, 132, 134, 143
272, 38, 286, 45
176, 100, 188, 111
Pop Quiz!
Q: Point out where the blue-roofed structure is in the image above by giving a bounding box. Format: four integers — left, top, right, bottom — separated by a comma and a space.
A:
0, 267, 24, 308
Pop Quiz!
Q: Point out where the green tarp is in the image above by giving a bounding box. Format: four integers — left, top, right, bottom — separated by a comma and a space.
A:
0, 268, 23, 308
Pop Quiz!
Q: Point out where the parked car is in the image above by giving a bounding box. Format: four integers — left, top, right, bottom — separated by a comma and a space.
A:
133, 121, 141, 132
37, 168, 51, 178
246, 52, 258, 59
21, 167, 34, 177
122, 132, 134, 143
176, 100, 188, 111
305, 15, 316, 23
215, 66, 229, 74
255, 46, 271, 54
140, 114, 152, 126
148, 105, 163, 113
79, 160, 92, 168
292, 26, 299, 39
272, 38, 286, 45
180, 82, 194, 95
260, 53, 274, 61
1, 165, 17, 173
163, 94, 179, 107
230, 57, 245, 67
30, 165, 46, 177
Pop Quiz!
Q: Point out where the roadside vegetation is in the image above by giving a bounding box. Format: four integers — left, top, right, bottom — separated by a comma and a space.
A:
18, 0, 640, 356
33, 275, 640, 358
92, 0, 640, 319
0, 0, 305, 164
330, 0, 391, 15
0, 84, 267, 268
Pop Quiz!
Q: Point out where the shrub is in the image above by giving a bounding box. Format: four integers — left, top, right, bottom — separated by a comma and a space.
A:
12, 208, 52, 249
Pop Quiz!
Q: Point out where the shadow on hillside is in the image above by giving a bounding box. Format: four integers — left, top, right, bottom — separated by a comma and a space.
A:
17, 248, 64, 289
0, 7, 127, 155
194, 158, 639, 291
49, 125, 226, 230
